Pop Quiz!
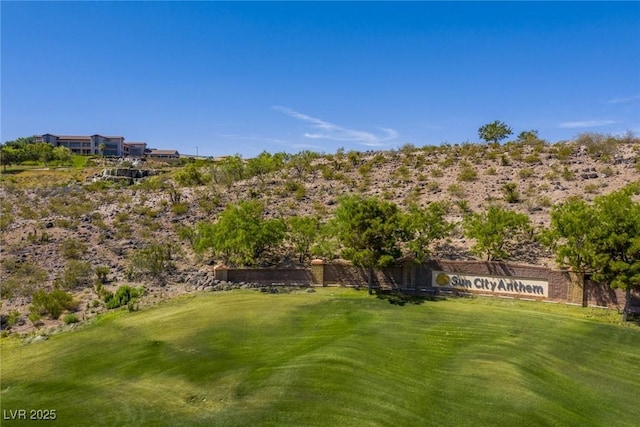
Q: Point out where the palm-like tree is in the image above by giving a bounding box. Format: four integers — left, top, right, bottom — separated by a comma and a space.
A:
98, 142, 106, 164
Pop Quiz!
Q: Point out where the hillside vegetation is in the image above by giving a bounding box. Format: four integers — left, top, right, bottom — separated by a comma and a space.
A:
1, 132, 639, 332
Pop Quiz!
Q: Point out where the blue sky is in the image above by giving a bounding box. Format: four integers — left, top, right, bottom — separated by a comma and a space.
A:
2, 1, 639, 157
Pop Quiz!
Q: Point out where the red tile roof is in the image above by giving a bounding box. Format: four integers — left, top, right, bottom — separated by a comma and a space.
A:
56, 135, 92, 141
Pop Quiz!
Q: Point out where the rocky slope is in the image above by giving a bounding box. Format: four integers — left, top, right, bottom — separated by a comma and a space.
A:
1, 140, 638, 333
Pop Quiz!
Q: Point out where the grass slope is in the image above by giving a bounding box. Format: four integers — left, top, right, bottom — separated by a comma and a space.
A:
1, 289, 639, 426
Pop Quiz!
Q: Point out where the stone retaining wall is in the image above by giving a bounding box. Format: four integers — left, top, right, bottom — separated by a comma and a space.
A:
213, 259, 637, 310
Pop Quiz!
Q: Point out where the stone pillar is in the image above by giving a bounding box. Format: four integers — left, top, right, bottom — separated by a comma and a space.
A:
214, 264, 228, 282
310, 259, 325, 286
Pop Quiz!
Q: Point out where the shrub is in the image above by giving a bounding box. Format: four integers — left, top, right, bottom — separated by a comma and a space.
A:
195, 191, 221, 215
94, 266, 110, 284
62, 313, 80, 324
440, 157, 455, 168
426, 181, 440, 192
456, 199, 472, 213
134, 175, 171, 191
576, 132, 618, 161
447, 183, 466, 198
320, 165, 335, 180
555, 143, 575, 162
430, 168, 444, 178
0, 212, 14, 231
518, 168, 534, 179
523, 154, 541, 164
174, 164, 208, 186
4, 310, 22, 329
30, 289, 77, 319
130, 241, 178, 279
283, 180, 307, 200
171, 202, 189, 215
457, 166, 478, 182
60, 260, 92, 289
599, 165, 615, 177
61, 238, 88, 259
501, 182, 520, 203
584, 183, 600, 194
1, 260, 47, 299
104, 285, 146, 309
28, 312, 42, 327
537, 196, 552, 208
561, 166, 576, 181
393, 166, 411, 182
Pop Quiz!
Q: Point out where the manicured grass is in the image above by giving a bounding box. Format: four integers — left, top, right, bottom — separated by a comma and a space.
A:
1, 289, 639, 426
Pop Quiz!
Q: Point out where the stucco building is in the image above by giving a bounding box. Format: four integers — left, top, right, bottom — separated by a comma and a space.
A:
35, 134, 147, 157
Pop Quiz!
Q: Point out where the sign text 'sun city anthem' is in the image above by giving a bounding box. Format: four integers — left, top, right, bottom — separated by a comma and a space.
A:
432, 271, 548, 298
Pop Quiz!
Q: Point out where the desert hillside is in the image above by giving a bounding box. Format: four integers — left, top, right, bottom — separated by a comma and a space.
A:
1, 135, 639, 332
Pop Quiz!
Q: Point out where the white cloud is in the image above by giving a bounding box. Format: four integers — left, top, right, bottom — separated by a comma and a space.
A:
273, 106, 398, 146
558, 120, 617, 129
606, 95, 640, 104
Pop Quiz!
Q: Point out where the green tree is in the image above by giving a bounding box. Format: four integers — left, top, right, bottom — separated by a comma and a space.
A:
590, 186, 640, 318
478, 120, 513, 145
542, 187, 640, 318
246, 151, 287, 181
3, 136, 35, 148
401, 202, 453, 262
289, 150, 318, 179
516, 130, 541, 144
211, 154, 245, 188
195, 200, 285, 266
287, 216, 321, 263
332, 195, 404, 294
463, 205, 530, 261
541, 197, 597, 273
175, 163, 208, 186
540, 197, 598, 305
0, 145, 21, 171
36, 142, 54, 166
53, 146, 73, 166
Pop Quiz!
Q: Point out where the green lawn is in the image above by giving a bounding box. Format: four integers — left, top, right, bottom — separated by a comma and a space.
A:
1, 289, 639, 426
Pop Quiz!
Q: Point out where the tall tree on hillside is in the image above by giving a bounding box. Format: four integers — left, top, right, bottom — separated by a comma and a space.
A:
332, 195, 404, 294
516, 130, 541, 145
478, 120, 513, 146
462, 205, 530, 261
